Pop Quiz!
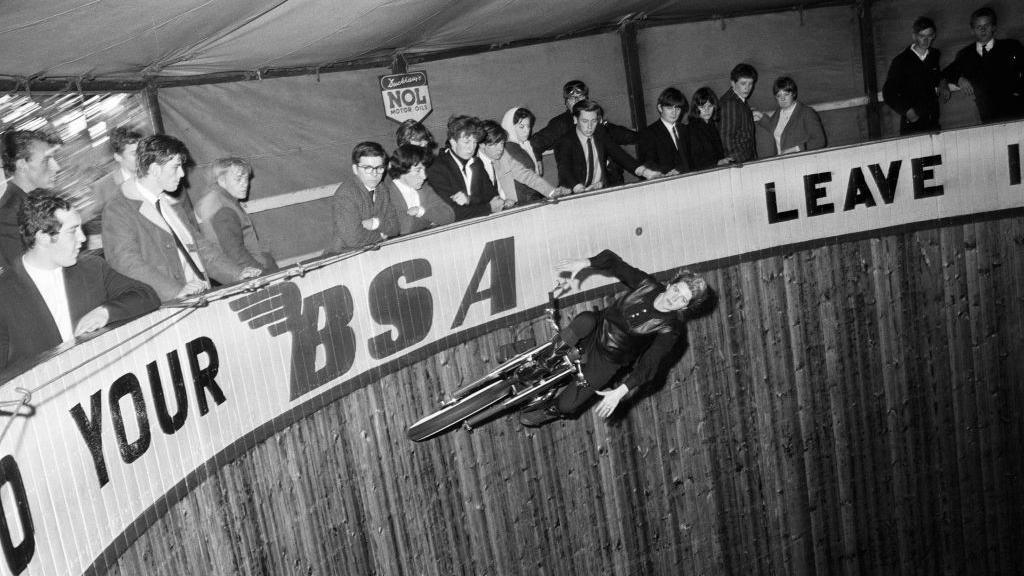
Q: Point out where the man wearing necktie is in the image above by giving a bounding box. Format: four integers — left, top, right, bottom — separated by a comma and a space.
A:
103, 135, 261, 301
554, 100, 661, 194
637, 87, 693, 177
942, 7, 1024, 123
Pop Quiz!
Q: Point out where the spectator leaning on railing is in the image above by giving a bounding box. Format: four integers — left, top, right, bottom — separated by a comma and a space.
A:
0, 192, 159, 375
194, 157, 278, 273
385, 143, 455, 236
325, 141, 400, 254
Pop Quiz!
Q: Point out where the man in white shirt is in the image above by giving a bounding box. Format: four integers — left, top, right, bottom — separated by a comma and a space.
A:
0, 193, 159, 376
102, 134, 261, 301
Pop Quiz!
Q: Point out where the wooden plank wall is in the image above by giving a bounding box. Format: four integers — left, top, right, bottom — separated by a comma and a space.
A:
102, 214, 1024, 576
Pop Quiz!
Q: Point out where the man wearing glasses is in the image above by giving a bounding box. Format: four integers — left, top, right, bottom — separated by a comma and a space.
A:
325, 141, 399, 255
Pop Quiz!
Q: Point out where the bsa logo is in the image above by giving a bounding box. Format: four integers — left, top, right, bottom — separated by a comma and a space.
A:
230, 238, 517, 401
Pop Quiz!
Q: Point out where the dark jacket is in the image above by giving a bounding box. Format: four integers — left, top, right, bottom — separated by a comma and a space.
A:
587, 250, 682, 390
384, 177, 455, 235
637, 119, 691, 175
943, 38, 1024, 122
426, 149, 499, 221
883, 45, 943, 133
554, 130, 640, 190
325, 172, 400, 254
0, 182, 29, 267
718, 88, 757, 162
685, 118, 727, 170
0, 254, 160, 378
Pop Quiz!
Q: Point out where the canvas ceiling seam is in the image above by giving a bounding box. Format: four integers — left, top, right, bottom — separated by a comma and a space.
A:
0, 0, 102, 35
39, 0, 223, 78
165, 0, 294, 72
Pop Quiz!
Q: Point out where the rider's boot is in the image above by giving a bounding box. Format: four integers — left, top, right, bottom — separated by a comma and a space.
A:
519, 400, 564, 427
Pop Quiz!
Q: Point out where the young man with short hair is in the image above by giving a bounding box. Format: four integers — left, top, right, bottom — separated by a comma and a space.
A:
554, 100, 660, 194
325, 141, 400, 254
883, 17, 947, 135
0, 193, 159, 375
637, 87, 692, 176
718, 63, 759, 163
427, 115, 500, 221
943, 7, 1024, 123
103, 134, 261, 301
195, 157, 278, 272
0, 130, 63, 266
476, 120, 568, 207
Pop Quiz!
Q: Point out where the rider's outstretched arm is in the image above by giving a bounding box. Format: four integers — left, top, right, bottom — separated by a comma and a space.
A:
583, 249, 656, 291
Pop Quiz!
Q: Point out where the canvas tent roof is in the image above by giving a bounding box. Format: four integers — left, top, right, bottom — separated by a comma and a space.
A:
1, 0, 850, 89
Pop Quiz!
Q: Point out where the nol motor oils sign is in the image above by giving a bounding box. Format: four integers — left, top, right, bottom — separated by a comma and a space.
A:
380, 71, 432, 123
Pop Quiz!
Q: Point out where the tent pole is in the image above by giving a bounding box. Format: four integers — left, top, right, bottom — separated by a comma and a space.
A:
857, 0, 881, 139
619, 18, 646, 130
145, 83, 166, 134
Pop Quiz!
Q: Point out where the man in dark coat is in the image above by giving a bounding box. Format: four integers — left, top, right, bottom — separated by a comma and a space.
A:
883, 17, 947, 135
0, 193, 159, 377
942, 7, 1024, 123
0, 130, 63, 266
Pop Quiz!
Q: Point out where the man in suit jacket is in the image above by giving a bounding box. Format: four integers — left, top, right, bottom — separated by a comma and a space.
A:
942, 7, 1024, 123
83, 127, 143, 245
531, 80, 638, 186
718, 63, 759, 163
427, 115, 501, 221
324, 141, 400, 254
103, 134, 261, 302
386, 144, 455, 236
883, 17, 947, 135
554, 100, 661, 193
637, 87, 692, 176
0, 130, 63, 266
0, 193, 159, 376
477, 120, 569, 206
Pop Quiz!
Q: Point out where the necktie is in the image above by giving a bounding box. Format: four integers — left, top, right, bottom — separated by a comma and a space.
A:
584, 137, 595, 187
156, 199, 205, 282
671, 125, 679, 150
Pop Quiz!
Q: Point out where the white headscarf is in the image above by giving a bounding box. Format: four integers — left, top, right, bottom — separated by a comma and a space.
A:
501, 106, 541, 174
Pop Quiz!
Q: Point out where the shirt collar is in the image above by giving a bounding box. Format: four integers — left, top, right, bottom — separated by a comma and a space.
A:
977, 39, 995, 54
135, 180, 163, 204
910, 43, 929, 59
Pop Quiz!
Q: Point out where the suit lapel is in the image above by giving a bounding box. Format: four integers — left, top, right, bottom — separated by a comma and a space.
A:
11, 258, 63, 343
63, 264, 91, 325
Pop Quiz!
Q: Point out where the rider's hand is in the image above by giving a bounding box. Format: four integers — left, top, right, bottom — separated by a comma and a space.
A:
595, 384, 629, 418
553, 258, 589, 294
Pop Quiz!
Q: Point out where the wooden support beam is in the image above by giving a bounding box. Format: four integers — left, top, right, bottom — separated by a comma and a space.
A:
146, 83, 165, 134
619, 18, 646, 130
857, 0, 881, 139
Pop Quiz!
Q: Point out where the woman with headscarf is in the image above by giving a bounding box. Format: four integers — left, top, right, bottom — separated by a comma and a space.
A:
501, 106, 546, 204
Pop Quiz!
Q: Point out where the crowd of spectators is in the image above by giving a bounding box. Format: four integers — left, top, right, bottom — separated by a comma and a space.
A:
0, 6, 1021, 375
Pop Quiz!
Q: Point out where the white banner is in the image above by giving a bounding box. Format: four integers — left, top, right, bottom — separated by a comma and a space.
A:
0, 120, 1021, 575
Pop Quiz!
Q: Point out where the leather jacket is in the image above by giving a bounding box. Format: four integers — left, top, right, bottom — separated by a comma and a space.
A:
587, 250, 681, 366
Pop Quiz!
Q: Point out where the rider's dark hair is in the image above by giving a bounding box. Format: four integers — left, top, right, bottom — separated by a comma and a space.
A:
671, 269, 712, 319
